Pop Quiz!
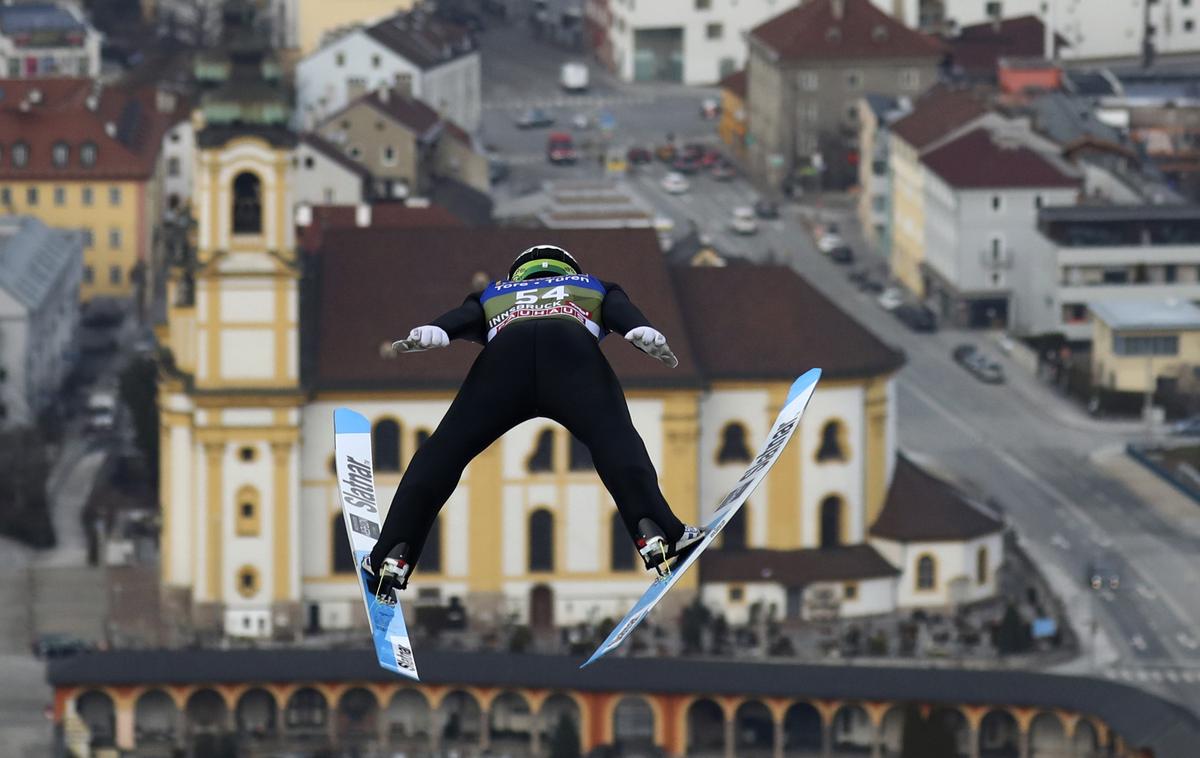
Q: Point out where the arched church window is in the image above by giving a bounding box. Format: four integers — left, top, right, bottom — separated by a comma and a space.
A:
232, 171, 262, 234
820, 495, 842, 547
528, 509, 554, 572
372, 419, 401, 472
527, 429, 554, 473
816, 420, 847, 462
717, 422, 751, 464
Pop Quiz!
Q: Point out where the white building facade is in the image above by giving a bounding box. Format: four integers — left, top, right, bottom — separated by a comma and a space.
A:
291, 135, 370, 207
0, 217, 81, 428
0, 1, 100, 78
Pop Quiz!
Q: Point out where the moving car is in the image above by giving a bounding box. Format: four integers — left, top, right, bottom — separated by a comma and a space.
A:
671, 156, 700, 174
877, 287, 903, 311
893, 303, 937, 332
730, 206, 758, 235
1085, 559, 1120, 591
626, 146, 653, 165
954, 347, 1004, 384
754, 199, 779, 219
828, 244, 854, 264
516, 108, 555, 129
661, 172, 690, 194
817, 233, 845, 254
1169, 415, 1200, 436
710, 161, 735, 181
656, 143, 677, 162
546, 132, 577, 164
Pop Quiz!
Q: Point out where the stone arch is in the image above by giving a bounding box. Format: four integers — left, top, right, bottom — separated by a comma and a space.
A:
372, 417, 402, 472
1072, 718, 1101, 757
284, 686, 328, 734
929, 706, 971, 756
735, 699, 775, 757
76, 690, 116, 747
439, 689, 483, 747
185, 688, 227, 732
879, 705, 906, 754
1029, 712, 1067, 757
979, 710, 1019, 757
686, 698, 725, 755
337, 687, 380, 737
612, 695, 656, 750
134, 689, 179, 745
538, 692, 585, 749
386, 688, 432, 745
831, 703, 873, 753
235, 687, 276, 736
232, 170, 263, 234
783, 701, 822, 752
490, 691, 534, 751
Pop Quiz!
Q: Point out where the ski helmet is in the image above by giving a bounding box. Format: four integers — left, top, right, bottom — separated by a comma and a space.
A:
508, 245, 582, 282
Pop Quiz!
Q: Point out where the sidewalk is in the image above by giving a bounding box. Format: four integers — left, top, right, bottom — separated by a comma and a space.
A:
1090, 445, 1200, 541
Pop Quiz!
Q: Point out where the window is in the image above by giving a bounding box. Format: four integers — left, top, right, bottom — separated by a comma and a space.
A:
1166, 264, 1178, 283
232, 171, 262, 233
990, 236, 1003, 261
528, 509, 554, 572
372, 419, 401, 472
236, 566, 259, 598
706, 22, 723, 39
899, 68, 920, 90
381, 145, 396, 166
52, 142, 69, 168
304, 156, 315, 169
336, 52, 345, 66
985, 0, 1002, 17
991, 195, 1002, 211
568, 434, 593, 471
82, 228, 93, 248
610, 513, 636, 571
1034, 194, 1043, 209
80, 142, 96, 167
695, 0, 711, 8
375, 120, 385, 132
167, 157, 180, 177
976, 546, 989, 585
236, 486, 261, 537
82, 186, 93, 206
816, 420, 846, 462
54, 187, 65, 206
12, 141, 28, 168
1187, 19, 1196, 32
415, 428, 431, 448
108, 228, 122, 249
728, 586, 744, 602
26, 187, 37, 205
717, 422, 751, 463
845, 70, 863, 89
109, 265, 122, 285
239, 446, 257, 462
422, 519, 441, 572
805, 102, 819, 122
721, 507, 747, 550
331, 515, 355, 573
0, 187, 8, 206
798, 71, 819, 91
348, 146, 362, 159
844, 583, 858, 600
527, 428, 555, 472
372, 54, 381, 68
83, 265, 94, 284
916, 554, 936, 590
820, 495, 842, 547
1113, 335, 1179, 356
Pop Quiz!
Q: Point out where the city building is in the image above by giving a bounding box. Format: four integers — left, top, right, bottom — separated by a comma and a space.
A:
1038, 205, 1200, 342
888, 86, 991, 294
745, 0, 943, 191
942, 15, 1055, 81
291, 134, 372, 207
1090, 299, 1200, 394
313, 88, 488, 200
0, 216, 81, 428
0, 78, 184, 301
162, 116, 195, 213
596, 0, 805, 85
269, 0, 419, 57
919, 127, 1080, 330
295, 10, 481, 133
715, 68, 748, 161
0, 1, 101, 78
856, 93, 909, 254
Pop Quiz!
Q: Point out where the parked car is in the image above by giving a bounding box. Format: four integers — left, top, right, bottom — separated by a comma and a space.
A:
959, 352, 1004, 384
626, 146, 652, 165
1085, 559, 1120, 591
753, 199, 779, 219
877, 287, 903, 311
655, 143, 677, 162
661, 172, 690, 194
710, 161, 735, 181
681, 143, 706, 161
571, 112, 591, 130
700, 149, 723, 167
671, 156, 701, 174
546, 132, 577, 164
515, 108, 555, 129
828, 245, 854, 264
893, 303, 937, 332
952, 344, 977, 363
1169, 415, 1200, 436
730, 206, 758, 235
817, 233, 844, 254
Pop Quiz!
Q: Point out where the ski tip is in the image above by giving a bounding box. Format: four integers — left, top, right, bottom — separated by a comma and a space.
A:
785, 368, 822, 404
334, 407, 370, 434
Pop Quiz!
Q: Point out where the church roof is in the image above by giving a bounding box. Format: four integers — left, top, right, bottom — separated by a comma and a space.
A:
699, 545, 900, 586
869, 453, 1005, 542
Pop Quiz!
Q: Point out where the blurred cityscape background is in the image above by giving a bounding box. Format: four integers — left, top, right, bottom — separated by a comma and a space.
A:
3, 0, 1200, 755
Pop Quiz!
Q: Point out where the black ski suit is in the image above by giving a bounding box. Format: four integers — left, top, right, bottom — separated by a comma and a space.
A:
369, 278, 687, 574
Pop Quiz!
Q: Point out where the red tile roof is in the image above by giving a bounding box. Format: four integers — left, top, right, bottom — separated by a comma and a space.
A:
0, 77, 184, 181
296, 202, 465, 252
308, 227, 702, 391
922, 128, 1079, 189
719, 69, 747, 100
750, 0, 944, 62
361, 89, 441, 137
870, 454, 1004, 542
947, 15, 1049, 76
889, 85, 989, 150
671, 266, 905, 381
700, 545, 900, 586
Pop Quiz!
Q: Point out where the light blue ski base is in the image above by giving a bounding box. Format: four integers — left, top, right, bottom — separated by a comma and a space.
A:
356, 550, 419, 679
582, 368, 822, 668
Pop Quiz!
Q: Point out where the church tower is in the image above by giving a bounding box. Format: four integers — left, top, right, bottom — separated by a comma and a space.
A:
158, 0, 303, 639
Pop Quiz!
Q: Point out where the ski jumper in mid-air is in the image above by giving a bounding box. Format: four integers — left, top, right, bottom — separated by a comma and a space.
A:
362, 245, 705, 595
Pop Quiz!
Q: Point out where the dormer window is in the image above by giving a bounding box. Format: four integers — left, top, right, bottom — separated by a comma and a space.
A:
826, 27, 841, 43
52, 142, 69, 168
872, 24, 888, 42
12, 141, 28, 168
80, 142, 97, 167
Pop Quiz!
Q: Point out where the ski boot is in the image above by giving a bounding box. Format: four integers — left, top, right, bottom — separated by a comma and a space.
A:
360, 543, 411, 604
637, 519, 706, 577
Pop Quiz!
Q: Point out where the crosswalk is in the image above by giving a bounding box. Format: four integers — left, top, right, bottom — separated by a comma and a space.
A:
484, 93, 657, 111
1103, 667, 1200, 685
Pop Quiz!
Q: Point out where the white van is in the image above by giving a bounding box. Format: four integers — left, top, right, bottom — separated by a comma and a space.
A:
560, 62, 589, 93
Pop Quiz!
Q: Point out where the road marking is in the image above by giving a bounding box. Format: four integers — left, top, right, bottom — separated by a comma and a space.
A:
1136, 669, 1150, 681
1051, 533, 1071, 550
1132, 634, 1148, 651
1167, 670, 1181, 682
1150, 669, 1165, 682
1178, 633, 1198, 650
1137, 584, 1158, 601
1184, 670, 1198, 683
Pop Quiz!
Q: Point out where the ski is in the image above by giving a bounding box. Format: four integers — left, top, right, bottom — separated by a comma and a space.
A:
333, 408, 420, 680
581, 368, 822, 667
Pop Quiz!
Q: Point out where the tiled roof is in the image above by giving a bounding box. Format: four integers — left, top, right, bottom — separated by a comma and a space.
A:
306, 227, 702, 391
870, 454, 1004, 542
921, 128, 1079, 189
360, 89, 441, 137
45, 649, 1200, 756
0, 2, 85, 35
364, 12, 476, 70
699, 545, 900, 586
947, 15, 1050, 77
750, 0, 943, 62
671, 266, 905, 381
889, 86, 989, 150
296, 201, 464, 251
0, 216, 79, 309
719, 69, 747, 99
0, 77, 183, 181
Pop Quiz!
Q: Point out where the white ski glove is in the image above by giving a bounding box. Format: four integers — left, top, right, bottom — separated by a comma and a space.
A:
625, 326, 679, 368
392, 325, 450, 353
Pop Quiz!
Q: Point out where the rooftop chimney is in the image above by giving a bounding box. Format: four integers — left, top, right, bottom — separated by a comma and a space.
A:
296, 204, 313, 227
831, 0, 845, 20
355, 204, 372, 227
